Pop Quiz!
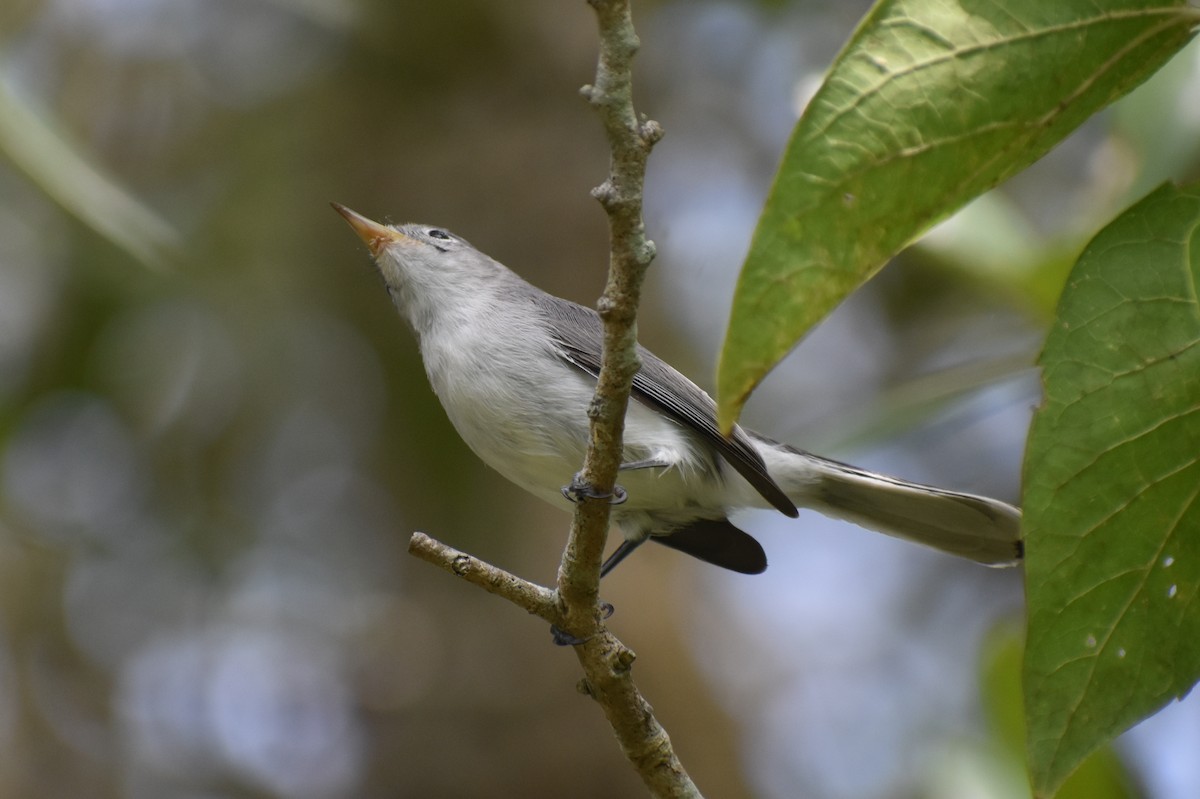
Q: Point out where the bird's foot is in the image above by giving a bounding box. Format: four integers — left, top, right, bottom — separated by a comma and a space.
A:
561, 473, 627, 505
550, 603, 615, 647
550, 626, 588, 646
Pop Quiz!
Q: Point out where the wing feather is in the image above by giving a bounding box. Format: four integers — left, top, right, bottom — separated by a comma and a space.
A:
538, 295, 797, 518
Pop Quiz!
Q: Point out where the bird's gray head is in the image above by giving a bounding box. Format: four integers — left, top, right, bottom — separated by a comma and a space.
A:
332, 203, 515, 333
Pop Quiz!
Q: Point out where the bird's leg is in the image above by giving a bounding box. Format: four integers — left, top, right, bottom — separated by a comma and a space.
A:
549, 540, 641, 643
560, 457, 670, 504
600, 538, 645, 577
619, 457, 671, 472
555, 462, 668, 644
552, 538, 645, 644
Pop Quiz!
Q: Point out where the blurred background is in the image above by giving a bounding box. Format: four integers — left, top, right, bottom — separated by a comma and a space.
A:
0, 0, 1198, 797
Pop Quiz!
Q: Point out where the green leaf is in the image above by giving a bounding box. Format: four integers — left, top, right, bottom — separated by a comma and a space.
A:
982, 626, 1135, 799
1022, 183, 1200, 796
715, 0, 1198, 431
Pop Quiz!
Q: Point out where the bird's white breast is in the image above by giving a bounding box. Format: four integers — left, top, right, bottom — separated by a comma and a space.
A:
418, 310, 717, 514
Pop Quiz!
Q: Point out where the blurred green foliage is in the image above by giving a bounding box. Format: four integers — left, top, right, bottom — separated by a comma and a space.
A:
0, 1, 1196, 798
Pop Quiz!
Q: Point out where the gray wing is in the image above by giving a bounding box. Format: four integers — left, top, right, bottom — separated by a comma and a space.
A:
536, 294, 798, 518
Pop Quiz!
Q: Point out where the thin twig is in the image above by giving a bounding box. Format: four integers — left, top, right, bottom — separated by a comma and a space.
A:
556, 0, 663, 631
404, 1, 695, 795
408, 533, 559, 621
556, 1, 699, 797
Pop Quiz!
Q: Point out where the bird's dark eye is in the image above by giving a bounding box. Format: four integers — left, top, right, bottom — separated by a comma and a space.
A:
427, 229, 451, 240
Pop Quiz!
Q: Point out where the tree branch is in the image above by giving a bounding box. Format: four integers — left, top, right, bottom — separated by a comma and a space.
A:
406, 1, 696, 795
408, 532, 559, 622
552, 2, 698, 797
557, 0, 665, 618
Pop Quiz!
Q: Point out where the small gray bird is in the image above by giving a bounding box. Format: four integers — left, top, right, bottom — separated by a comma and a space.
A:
333, 204, 1022, 575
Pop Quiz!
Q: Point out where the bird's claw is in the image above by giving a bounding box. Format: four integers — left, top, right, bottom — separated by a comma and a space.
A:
561, 474, 627, 505
549, 603, 616, 646
550, 625, 589, 646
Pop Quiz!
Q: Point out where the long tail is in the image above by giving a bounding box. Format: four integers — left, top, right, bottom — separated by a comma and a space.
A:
762, 441, 1023, 566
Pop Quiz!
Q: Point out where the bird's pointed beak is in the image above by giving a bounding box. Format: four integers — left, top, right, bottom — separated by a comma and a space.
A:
331, 203, 407, 257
